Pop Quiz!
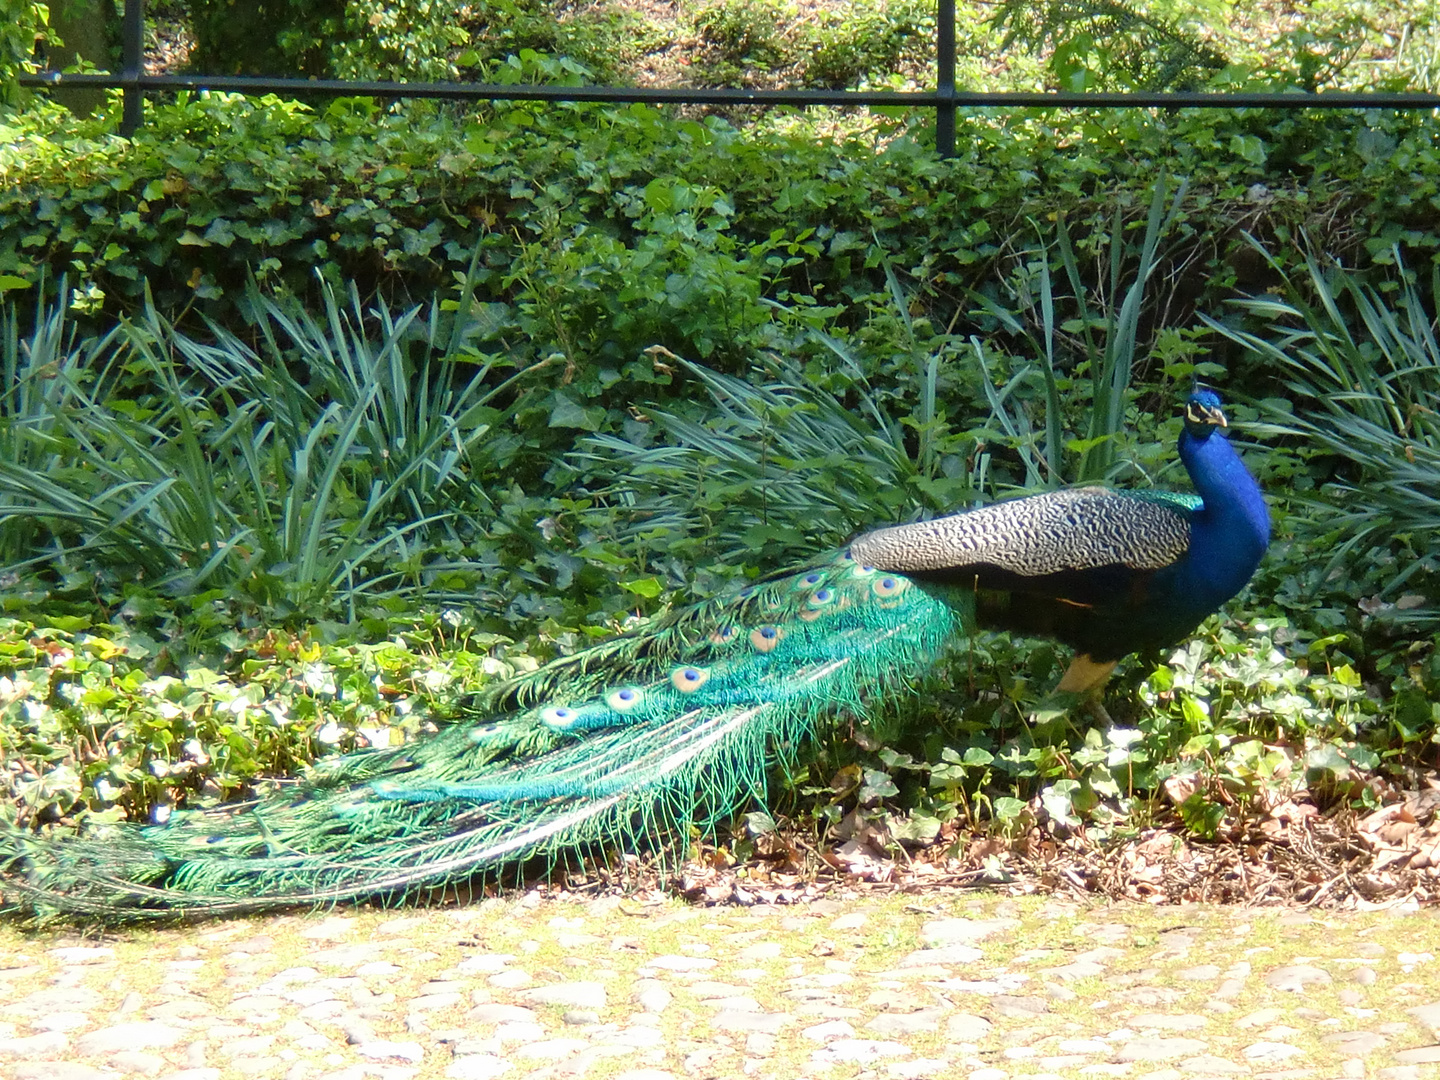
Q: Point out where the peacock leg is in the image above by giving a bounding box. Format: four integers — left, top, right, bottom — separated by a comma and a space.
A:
1055, 654, 1117, 726
1081, 693, 1114, 727
1056, 654, 1118, 696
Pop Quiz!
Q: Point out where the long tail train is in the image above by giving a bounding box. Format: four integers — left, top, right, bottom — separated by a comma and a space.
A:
2, 551, 965, 922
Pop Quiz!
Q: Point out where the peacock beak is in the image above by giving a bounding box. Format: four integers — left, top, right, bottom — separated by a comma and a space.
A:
1186, 402, 1228, 427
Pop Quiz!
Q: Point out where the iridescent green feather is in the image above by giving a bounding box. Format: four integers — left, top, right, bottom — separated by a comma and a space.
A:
1123, 489, 1202, 514
3, 551, 968, 922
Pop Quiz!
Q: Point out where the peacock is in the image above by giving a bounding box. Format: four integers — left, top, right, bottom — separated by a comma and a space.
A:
1, 389, 1268, 922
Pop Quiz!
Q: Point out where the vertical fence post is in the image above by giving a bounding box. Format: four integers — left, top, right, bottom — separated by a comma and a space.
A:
120, 0, 145, 135
935, 0, 956, 157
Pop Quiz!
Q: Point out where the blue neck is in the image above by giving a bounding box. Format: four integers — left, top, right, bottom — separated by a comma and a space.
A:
1177, 426, 1271, 607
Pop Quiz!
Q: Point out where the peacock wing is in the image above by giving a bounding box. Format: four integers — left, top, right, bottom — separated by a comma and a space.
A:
849, 488, 1202, 655
849, 487, 1197, 582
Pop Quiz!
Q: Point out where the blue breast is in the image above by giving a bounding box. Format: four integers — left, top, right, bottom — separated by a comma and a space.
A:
1151, 424, 1270, 639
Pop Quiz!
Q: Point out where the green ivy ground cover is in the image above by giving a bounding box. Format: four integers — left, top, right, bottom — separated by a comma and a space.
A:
0, 604, 531, 828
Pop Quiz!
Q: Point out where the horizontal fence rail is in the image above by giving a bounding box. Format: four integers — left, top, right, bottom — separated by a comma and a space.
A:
17, 0, 1440, 151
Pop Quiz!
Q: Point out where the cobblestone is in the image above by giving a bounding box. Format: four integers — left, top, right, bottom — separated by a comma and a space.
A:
2, 893, 1438, 1080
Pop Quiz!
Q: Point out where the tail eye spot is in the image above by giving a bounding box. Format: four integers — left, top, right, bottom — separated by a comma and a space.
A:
542, 706, 576, 727
671, 666, 711, 692
750, 625, 782, 652
873, 575, 906, 598
605, 688, 644, 711
807, 588, 835, 609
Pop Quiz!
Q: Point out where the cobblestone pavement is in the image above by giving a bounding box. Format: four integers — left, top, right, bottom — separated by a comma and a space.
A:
3, 891, 1440, 1080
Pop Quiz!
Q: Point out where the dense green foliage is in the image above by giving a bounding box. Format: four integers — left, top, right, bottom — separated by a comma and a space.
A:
2, 0, 1439, 859
0, 278, 525, 610
1207, 248, 1440, 624
3, 239, 1436, 849
0, 602, 554, 837
1, 87, 1436, 351
187, 0, 468, 80
0, 0, 51, 108
991, 0, 1229, 91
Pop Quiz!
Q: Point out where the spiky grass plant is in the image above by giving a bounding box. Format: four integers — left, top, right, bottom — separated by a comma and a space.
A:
0, 279, 527, 614
1203, 247, 1440, 619
571, 180, 1191, 578
973, 177, 1191, 487
571, 349, 984, 571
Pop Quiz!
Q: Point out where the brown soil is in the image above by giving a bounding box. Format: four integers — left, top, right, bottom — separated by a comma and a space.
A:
664, 776, 1440, 911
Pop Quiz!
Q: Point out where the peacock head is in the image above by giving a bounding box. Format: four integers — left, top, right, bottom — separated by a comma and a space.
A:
1183, 388, 1228, 440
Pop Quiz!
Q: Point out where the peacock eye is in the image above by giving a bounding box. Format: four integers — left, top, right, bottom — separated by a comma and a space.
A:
797, 586, 838, 622
606, 687, 644, 712
850, 563, 877, 578
872, 575, 906, 598
708, 625, 738, 644
750, 625, 782, 653
671, 666, 710, 693
802, 573, 823, 585
541, 706, 576, 728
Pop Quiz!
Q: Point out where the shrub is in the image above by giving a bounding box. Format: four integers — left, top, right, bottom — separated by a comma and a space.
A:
803, 0, 933, 89
0, 276, 530, 614
692, 0, 788, 69
991, 0, 1228, 91
2, 88, 1437, 356
1204, 247, 1440, 625
187, 0, 466, 80
0, 0, 51, 109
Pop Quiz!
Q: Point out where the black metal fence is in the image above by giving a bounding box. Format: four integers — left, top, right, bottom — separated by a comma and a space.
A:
18, 0, 1440, 154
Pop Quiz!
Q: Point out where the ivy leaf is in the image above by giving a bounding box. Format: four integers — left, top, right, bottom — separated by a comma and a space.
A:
992, 797, 1028, 823
619, 577, 662, 599
859, 767, 899, 804
204, 219, 237, 247
1229, 134, 1268, 165
548, 393, 605, 431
